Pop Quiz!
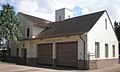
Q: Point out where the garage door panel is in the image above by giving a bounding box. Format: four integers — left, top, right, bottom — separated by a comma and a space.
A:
57, 42, 77, 67
58, 48, 77, 52
38, 59, 52, 64
58, 60, 77, 67
58, 49, 76, 51
38, 43, 52, 65
39, 53, 51, 55
58, 55, 77, 59
38, 56, 51, 58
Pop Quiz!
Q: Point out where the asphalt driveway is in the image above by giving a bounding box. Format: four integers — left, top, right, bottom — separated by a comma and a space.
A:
0, 62, 120, 72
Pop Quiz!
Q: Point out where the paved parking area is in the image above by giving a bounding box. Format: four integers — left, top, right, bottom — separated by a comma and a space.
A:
0, 62, 120, 72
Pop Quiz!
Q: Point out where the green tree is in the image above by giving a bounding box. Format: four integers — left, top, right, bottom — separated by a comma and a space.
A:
0, 4, 22, 61
114, 21, 120, 41
0, 4, 22, 41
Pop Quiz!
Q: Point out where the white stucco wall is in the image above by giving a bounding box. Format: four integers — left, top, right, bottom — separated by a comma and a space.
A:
9, 40, 18, 56
19, 41, 33, 58
55, 8, 73, 21
18, 14, 46, 39
32, 26, 45, 38
65, 8, 73, 19
79, 34, 88, 60
87, 12, 118, 60
18, 13, 46, 58
55, 8, 65, 21
24, 35, 87, 60
18, 14, 33, 39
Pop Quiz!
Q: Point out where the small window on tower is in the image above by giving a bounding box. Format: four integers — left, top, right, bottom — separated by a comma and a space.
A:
59, 15, 61, 21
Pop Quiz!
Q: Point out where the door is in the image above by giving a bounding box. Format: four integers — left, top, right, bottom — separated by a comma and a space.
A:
16, 48, 19, 64
21, 48, 26, 64
57, 42, 78, 67
38, 43, 52, 65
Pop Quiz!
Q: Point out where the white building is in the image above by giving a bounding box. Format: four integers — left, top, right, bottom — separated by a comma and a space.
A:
9, 9, 118, 70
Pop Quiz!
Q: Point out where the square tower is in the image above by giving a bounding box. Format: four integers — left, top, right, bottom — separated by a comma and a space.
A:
55, 8, 73, 21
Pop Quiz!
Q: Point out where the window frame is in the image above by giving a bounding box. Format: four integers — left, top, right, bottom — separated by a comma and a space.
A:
27, 28, 30, 37
95, 42, 100, 58
105, 19, 107, 30
59, 15, 61, 21
105, 44, 109, 58
68, 15, 70, 18
112, 45, 115, 57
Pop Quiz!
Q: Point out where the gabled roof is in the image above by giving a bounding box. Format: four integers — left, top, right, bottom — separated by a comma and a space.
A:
36, 10, 105, 38
18, 12, 51, 27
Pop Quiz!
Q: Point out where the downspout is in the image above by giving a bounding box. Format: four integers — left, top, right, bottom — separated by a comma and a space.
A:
79, 35, 86, 69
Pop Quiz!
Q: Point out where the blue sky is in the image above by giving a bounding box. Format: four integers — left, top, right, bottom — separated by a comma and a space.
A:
0, 0, 120, 23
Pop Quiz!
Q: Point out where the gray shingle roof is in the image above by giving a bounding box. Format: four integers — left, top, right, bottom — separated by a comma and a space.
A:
19, 12, 51, 27
37, 10, 105, 38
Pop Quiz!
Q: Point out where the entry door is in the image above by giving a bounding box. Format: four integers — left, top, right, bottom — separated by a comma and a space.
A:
21, 48, 26, 64
16, 48, 19, 64
57, 42, 78, 67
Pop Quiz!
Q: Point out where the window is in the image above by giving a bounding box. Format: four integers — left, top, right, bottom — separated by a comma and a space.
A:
17, 48, 19, 56
68, 15, 70, 18
8, 48, 11, 56
27, 28, 30, 37
59, 15, 61, 21
105, 44, 108, 58
113, 45, 115, 57
95, 42, 100, 58
105, 19, 107, 29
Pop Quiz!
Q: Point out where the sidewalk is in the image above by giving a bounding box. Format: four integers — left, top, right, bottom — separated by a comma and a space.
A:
0, 62, 120, 72
55, 64, 120, 72
84, 64, 120, 72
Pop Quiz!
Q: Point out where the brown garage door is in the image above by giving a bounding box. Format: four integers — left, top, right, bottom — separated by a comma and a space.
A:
38, 43, 52, 65
57, 42, 78, 67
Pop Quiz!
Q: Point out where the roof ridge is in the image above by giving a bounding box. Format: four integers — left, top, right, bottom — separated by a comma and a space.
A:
18, 12, 51, 22
79, 10, 105, 17
36, 10, 105, 38
51, 10, 105, 24
18, 12, 51, 28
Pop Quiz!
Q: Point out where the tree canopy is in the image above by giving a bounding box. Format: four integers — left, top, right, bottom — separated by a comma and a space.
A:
114, 21, 120, 41
0, 4, 22, 41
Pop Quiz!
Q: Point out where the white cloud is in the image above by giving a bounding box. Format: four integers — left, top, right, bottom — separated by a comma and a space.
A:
0, 0, 6, 4
15, 0, 56, 21
17, 0, 38, 13
10, 0, 120, 23
81, 7, 89, 15
37, 0, 56, 13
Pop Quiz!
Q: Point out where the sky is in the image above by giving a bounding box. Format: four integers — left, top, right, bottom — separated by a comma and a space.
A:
0, 0, 120, 23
